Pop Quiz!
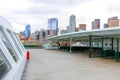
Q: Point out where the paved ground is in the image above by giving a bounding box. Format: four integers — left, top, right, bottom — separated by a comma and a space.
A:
22, 49, 120, 80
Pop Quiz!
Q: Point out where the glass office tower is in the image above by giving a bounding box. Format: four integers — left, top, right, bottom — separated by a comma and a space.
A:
48, 18, 58, 36
69, 14, 76, 32
25, 24, 31, 37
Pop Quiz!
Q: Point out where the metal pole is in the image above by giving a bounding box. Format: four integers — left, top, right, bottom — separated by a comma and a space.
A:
70, 37, 72, 53
111, 38, 113, 50
102, 37, 104, 50
89, 35, 92, 58
117, 38, 119, 52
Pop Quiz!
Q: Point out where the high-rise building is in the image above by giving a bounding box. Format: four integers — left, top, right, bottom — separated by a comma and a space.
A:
75, 27, 79, 32
92, 19, 100, 29
104, 23, 108, 28
40, 29, 46, 41
108, 16, 118, 22
48, 18, 58, 36
79, 24, 86, 31
108, 16, 119, 27
69, 14, 76, 32
20, 31, 25, 36
34, 31, 40, 40
32, 29, 47, 41
67, 26, 69, 33
60, 29, 67, 34
25, 24, 31, 37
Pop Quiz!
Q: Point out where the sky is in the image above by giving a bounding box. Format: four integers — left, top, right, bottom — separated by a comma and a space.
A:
0, 0, 120, 33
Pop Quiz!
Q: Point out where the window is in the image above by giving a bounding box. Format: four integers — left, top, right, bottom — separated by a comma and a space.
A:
0, 29, 19, 62
13, 33, 25, 52
7, 30, 23, 55
105, 43, 108, 46
0, 49, 11, 79
109, 43, 112, 46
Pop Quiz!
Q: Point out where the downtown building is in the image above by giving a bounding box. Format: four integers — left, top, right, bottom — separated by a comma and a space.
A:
60, 29, 68, 34
104, 23, 108, 28
79, 24, 86, 31
40, 29, 46, 41
69, 14, 76, 32
47, 18, 58, 37
25, 24, 31, 39
92, 19, 100, 29
31, 29, 46, 42
108, 16, 119, 27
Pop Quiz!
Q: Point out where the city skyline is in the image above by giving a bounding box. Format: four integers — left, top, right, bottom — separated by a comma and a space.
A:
0, 0, 120, 32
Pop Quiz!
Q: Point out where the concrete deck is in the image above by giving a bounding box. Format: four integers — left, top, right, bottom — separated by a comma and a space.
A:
22, 49, 120, 80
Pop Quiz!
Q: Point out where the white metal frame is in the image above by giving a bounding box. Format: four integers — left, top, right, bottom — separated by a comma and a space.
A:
0, 16, 26, 80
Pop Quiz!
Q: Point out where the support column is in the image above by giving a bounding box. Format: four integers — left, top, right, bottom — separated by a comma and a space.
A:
70, 37, 72, 53
111, 38, 113, 50
89, 35, 92, 58
117, 38, 119, 52
102, 37, 104, 50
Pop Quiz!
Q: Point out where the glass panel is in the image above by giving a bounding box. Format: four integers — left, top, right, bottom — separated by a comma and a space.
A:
7, 30, 23, 55
14, 33, 25, 52
0, 28, 19, 62
0, 49, 11, 79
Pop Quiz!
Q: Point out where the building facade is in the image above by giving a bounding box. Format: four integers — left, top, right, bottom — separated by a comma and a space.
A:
20, 31, 25, 36
104, 23, 108, 28
25, 24, 31, 37
108, 16, 119, 27
92, 19, 100, 29
40, 29, 46, 41
79, 24, 86, 31
69, 14, 76, 32
60, 29, 67, 34
75, 27, 79, 32
48, 18, 58, 36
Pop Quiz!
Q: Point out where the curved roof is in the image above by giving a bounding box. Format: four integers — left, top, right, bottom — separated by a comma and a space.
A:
0, 15, 14, 31
47, 27, 120, 40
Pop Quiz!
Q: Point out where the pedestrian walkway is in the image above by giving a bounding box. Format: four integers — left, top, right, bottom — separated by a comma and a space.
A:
22, 49, 120, 80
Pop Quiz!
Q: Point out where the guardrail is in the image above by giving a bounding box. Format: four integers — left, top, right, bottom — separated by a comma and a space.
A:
23, 45, 42, 49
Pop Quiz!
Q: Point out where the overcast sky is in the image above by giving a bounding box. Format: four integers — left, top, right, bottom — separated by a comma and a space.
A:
0, 0, 120, 33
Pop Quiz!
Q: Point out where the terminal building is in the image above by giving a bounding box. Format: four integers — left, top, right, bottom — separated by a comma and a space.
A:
0, 16, 26, 80
47, 27, 120, 59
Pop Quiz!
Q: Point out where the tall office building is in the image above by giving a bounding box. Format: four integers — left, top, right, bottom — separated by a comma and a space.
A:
92, 19, 100, 29
75, 27, 79, 32
48, 18, 58, 36
104, 23, 108, 28
34, 31, 40, 40
25, 24, 31, 37
20, 31, 25, 36
79, 24, 86, 31
60, 29, 67, 34
69, 14, 76, 32
67, 26, 69, 33
39, 29, 46, 41
108, 16, 119, 27
108, 16, 118, 22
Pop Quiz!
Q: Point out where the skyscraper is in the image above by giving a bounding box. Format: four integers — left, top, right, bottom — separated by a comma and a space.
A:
25, 24, 31, 37
104, 23, 108, 28
92, 19, 100, 29
69, 14, 76, 32
79, 24, 86, 31
66, 26, 69, 33
108, 16, 119, 27
48, 18, 58, 36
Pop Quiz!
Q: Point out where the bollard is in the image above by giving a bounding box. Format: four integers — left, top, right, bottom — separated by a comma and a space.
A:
26, 51, 30, 60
